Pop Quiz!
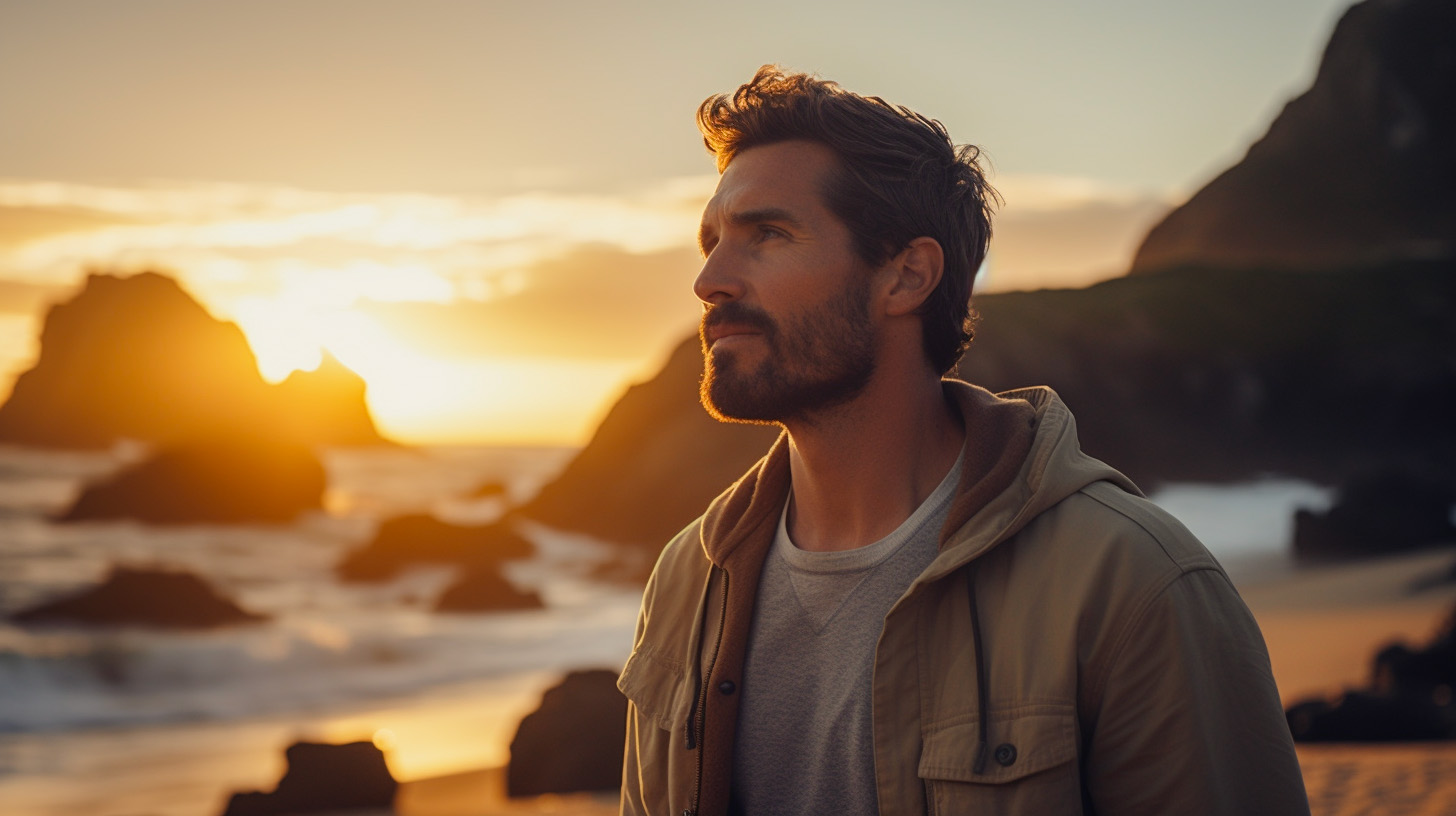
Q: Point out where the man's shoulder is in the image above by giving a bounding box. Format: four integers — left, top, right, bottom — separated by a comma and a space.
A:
1074, 481, 1222, 575
1007, 479, 1230, 610
640, 516, 713, 604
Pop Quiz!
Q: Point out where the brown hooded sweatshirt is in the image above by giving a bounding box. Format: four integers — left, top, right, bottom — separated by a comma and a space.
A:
619, 381, 1310, 816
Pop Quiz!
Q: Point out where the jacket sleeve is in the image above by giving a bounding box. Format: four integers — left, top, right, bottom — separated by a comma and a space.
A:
1082, 567, 1311, 815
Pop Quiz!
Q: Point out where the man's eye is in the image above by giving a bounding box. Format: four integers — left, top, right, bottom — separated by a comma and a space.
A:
757, 225, 785, 240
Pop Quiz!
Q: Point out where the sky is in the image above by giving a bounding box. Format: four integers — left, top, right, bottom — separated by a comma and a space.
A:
0, 0, 1354, 445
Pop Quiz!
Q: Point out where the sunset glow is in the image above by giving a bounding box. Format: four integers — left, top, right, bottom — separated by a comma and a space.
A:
0, 173, 1180, 443
0, 0, 1348, 445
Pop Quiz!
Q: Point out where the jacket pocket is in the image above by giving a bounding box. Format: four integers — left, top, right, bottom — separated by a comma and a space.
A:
619, 644, 700, 815
618, 642, 695, 733
918, 706, 1083, 815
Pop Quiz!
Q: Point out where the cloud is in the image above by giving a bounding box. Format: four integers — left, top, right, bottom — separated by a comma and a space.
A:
0, 177, 713, 294
992, 174, 1182, 212
357, 244, 702, 361
0, 278, 75, 315
983, 199, 1174, 292
0, 203, 140, 247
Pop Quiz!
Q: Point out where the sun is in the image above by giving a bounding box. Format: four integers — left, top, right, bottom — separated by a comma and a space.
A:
226, 293, 631, 446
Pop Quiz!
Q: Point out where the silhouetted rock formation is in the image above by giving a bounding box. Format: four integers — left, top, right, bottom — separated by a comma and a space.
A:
10, 565, 265, 628
58, 436, 326, 524
0, 271, 387, 449
507, 669, 626, 797
1287, 604, 1456, 741
271, 350, 384, 448
1293, 469, 1456, 560
221, 741, 397, 816
1286, 693, 1451, 742
516, 337, 777, 549
520, 261, 1456, 551
336, 515, 534, 581
435, 565, 543, 612
1131, 0, 1456, 272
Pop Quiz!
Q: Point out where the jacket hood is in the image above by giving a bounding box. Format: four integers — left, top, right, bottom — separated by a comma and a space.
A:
918, 383, 1142, 585
697, 380, 1140, 576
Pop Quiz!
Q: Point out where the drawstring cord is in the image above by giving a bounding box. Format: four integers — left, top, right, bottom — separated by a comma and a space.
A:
966, 563, 990, 775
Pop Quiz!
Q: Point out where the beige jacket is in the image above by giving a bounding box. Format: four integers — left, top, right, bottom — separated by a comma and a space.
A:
619, 382, 1309, 816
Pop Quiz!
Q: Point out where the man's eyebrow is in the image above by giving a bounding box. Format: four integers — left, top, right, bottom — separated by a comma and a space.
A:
699, 207, 803, 256
730, 207, 801, 229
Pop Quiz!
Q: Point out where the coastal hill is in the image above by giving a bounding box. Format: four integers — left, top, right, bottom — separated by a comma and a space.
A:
0, 271, 387, 449
1131, 0, 1455, 273
518, 0, 1456, 552
521, 260, 1456, 551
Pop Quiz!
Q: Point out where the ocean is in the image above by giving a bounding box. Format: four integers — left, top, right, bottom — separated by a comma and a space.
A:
0, 443, 1334, 816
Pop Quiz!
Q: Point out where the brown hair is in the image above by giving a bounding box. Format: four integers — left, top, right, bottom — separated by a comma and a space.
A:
697, 65, 998, 374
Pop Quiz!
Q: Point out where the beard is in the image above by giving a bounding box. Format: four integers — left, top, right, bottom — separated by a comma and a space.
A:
699, 280, 877, 426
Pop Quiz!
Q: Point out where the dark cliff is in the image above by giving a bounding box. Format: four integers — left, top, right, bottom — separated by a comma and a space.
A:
1131, 0, 1456, 273
518, 260, 1456, 550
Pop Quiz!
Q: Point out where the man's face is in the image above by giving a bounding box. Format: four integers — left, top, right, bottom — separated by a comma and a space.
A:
694, 141, 879, 425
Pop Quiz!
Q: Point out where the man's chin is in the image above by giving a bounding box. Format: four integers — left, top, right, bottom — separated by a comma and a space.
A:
699, 375, 783, 427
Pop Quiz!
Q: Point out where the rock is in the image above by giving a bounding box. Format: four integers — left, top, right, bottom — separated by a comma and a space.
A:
1285, 692, 1450, 742
337, 515, 534, 582
10, 565, 266, 628
1286, 603, 1456, 741
434, 564, 543, 612
58, 435, 326, 524
507, 669, 626, 797
1292, 469, 1456, 560
270, 350, 385, 449
1131, 0, 1456, 273
0, 271, 388, 449
221, 741, 397, 816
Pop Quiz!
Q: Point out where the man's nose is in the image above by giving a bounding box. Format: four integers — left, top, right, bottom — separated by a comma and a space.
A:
693, 246, 745, 306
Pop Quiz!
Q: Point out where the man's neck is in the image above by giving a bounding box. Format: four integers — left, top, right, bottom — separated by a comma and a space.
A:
783, 367, 964, 553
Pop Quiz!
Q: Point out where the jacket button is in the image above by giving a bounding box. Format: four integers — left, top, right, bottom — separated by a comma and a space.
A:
993, 743, 1017, 766
718, 680, 736, 695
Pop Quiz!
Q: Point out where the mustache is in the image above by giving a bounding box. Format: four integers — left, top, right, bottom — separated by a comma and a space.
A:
701, 302, 777, 337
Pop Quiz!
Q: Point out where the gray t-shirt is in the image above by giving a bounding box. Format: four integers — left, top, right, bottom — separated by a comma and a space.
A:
729, 453, 961, 815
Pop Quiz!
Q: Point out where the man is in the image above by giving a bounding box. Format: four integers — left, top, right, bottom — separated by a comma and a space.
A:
619, 66, 1309, 816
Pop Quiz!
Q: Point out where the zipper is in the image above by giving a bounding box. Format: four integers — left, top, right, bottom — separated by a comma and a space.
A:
684, 566, 729, 816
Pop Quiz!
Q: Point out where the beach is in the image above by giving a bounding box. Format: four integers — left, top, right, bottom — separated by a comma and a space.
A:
393, 547, 1456, 816
3, 445, 1454, 815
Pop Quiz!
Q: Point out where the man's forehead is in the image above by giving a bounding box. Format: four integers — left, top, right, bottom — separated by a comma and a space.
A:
701, 141, 837, 222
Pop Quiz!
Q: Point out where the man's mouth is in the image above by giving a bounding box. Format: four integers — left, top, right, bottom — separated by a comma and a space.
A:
704, 324, 761, 346
702, 305, 774, 350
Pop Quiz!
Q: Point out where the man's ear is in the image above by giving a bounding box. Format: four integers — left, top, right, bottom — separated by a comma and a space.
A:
882, 237, 944, 316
